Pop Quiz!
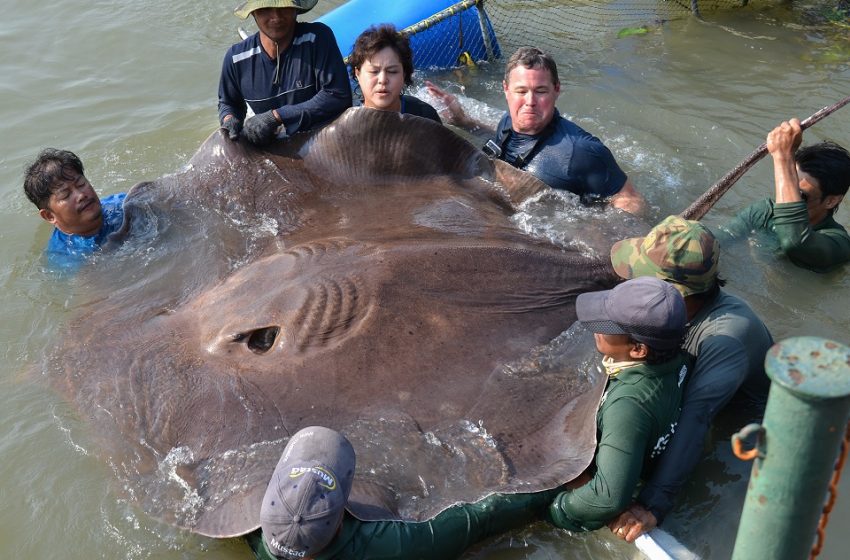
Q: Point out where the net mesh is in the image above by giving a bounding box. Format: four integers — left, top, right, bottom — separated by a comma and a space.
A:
402, 0, 767, 67
482, 0, 755, 52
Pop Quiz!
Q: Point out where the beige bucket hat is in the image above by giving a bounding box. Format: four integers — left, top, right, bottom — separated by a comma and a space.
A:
234, 0, 319, 19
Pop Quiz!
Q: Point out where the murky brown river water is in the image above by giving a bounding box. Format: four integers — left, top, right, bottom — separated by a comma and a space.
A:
1, 1, 849, 558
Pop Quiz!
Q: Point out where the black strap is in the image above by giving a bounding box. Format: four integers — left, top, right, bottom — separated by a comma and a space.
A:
482, 113, 559, 166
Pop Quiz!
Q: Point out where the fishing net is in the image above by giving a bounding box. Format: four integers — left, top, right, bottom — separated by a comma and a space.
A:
399, 0, 769, 67
481, 0, 759, 51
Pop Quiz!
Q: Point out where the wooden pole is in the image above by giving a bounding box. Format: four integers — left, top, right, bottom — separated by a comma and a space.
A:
680, 95, 850, 221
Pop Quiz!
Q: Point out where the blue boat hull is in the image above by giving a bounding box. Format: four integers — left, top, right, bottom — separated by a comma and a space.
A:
318, 0, 501, 69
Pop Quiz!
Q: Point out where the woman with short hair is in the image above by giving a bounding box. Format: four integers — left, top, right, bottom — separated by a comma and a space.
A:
349, 24, 441, 123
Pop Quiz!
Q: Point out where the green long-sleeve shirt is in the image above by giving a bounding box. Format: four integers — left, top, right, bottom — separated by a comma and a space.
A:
548, 356, 687, 532
718, 198, 850, 273
247, 489, 558, 560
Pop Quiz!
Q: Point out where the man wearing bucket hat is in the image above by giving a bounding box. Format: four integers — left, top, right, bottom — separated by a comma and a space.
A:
548, 277, 689, 532
219, 1, 351, 146
604, 215, 773, 542
247, 426, 559, 560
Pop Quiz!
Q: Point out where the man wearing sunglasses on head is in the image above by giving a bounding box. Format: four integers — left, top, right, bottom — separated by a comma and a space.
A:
718, 118, 850, 273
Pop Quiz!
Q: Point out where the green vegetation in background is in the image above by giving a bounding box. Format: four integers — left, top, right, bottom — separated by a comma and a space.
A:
617, 26, 650, 38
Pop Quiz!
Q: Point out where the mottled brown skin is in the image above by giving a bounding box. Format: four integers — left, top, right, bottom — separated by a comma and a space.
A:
49, 109, 625, 538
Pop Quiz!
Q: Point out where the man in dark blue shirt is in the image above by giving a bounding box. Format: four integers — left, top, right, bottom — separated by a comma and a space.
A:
219, 0, 351, 146
23, 148, 125, 270
427, 47, 645, 215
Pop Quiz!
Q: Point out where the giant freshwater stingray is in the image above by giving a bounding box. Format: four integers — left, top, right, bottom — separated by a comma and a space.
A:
47, 108, 645, 538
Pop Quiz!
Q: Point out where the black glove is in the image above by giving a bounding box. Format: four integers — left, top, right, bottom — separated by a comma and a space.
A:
243, 111, 281, 146
220, 117, 242, 140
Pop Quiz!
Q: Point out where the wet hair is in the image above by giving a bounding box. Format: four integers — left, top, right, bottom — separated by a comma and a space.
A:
349, 24, 414, 86
796, 141, 850, 213
503, 47, 559, 86
23, 148, 85, 210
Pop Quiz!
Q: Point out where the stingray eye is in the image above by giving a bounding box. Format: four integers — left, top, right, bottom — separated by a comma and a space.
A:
240, 326, 280, 354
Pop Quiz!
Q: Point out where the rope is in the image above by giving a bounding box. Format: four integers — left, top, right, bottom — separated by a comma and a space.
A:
811, 421, 850, 559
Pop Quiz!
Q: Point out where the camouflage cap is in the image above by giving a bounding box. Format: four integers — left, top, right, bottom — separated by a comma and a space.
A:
610, 215, 718, 297
234, 0, 318, 19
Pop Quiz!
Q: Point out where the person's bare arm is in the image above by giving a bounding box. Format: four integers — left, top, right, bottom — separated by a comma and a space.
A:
609, 179, 646, 215
767, 118, 804, 204
424, 81, 496, 134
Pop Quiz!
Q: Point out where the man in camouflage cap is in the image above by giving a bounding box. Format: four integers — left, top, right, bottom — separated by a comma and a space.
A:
605, 215, 774, 542
610, 214, 718, 297
218, 1, 351, 145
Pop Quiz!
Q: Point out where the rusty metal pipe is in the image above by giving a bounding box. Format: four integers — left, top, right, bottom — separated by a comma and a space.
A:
731, 337, 850, 560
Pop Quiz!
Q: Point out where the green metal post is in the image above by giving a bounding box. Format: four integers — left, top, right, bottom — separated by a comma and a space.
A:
731, 337, 850, 560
